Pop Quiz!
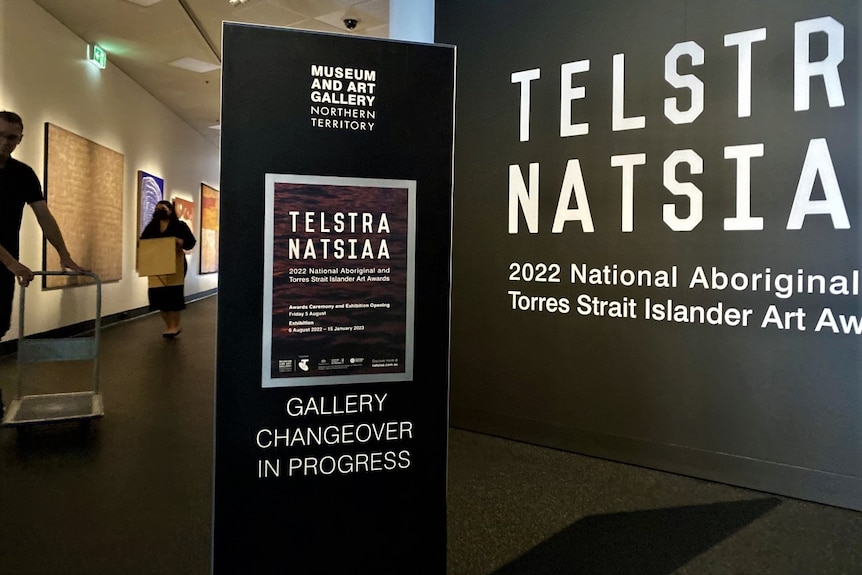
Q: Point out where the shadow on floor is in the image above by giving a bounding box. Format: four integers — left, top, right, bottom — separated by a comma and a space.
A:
493, 497, 782, 575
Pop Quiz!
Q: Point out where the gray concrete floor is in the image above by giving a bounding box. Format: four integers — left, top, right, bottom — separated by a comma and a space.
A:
0, 295, 859, 574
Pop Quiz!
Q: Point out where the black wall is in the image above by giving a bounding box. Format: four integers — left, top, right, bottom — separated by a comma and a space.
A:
437, 0, 861, 510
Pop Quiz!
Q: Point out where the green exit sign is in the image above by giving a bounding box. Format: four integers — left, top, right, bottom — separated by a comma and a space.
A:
88, 44, 107, 69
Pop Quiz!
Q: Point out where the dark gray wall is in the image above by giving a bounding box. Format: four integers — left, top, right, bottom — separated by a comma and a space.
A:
437, 0, 861, 510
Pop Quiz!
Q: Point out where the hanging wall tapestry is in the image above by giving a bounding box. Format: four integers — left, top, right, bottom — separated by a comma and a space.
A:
43, 123, 124, 288
200, 183, 219, 274
173, 196, 195, 233
137, 170, 165, 234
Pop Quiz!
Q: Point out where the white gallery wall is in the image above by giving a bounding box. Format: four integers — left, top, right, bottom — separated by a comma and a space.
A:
0, 0, 220, 340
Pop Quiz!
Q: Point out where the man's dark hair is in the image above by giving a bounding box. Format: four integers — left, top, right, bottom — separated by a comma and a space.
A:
0, 111, 24, 130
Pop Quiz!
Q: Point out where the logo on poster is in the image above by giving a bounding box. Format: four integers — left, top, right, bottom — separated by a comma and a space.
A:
278, 359, 293, 373
309, 64, 378, 131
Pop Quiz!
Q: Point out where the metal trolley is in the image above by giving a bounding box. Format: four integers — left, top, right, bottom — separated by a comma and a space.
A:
1, 271, 104, 427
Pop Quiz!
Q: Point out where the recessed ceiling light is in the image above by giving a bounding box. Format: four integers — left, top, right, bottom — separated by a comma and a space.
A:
125, 0, 163, 6
168, 57, 221, 73
228, 0, 248, 5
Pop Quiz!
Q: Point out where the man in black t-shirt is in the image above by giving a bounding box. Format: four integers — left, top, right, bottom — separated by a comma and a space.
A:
0, 111, 83, 414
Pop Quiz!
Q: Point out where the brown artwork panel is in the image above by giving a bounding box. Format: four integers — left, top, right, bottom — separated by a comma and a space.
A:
43, 123, 124, 288
200, 183, 219, 274
173, 197, 195, 233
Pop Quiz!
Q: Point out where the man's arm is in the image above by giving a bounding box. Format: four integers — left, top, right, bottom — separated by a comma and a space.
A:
0, 244, 34, 286
30, 200, 85, 272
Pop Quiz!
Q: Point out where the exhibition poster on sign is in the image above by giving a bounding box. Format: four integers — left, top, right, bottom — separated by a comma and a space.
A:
262, 174, 416, 387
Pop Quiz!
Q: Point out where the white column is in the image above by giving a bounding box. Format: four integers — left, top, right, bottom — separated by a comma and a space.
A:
389, 0, 434, 43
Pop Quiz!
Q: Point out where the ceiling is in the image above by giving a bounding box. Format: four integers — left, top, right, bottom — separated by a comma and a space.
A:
32, 0, 390, 148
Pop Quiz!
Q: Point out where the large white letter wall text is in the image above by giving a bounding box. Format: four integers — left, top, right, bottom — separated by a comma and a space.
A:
508, 15, 849, 234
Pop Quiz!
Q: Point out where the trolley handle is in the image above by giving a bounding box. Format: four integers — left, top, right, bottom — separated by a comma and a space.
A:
32, 270, 101, 282
19, 270, 103, 336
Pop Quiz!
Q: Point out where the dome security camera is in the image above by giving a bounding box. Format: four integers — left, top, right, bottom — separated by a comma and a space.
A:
343, 18, 358, 30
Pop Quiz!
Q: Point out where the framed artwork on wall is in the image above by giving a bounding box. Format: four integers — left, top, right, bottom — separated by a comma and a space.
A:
200, 183, 219, 274
137, 170, 164, 234
172, 196, 195, 233
43, 123, 124, 289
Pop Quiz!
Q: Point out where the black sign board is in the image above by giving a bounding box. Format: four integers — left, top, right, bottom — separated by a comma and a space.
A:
213, 23, 455, 573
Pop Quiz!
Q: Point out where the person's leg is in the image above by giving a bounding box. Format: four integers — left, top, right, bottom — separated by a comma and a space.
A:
149, 287, 170, 336
167, 285, 184, 335
166, 311, 181, 333
159, 286, 185, 338
0, 272, 13, 417
159, 310, 172, 332
0, 270, 14, 339
161, 311, 182, 337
